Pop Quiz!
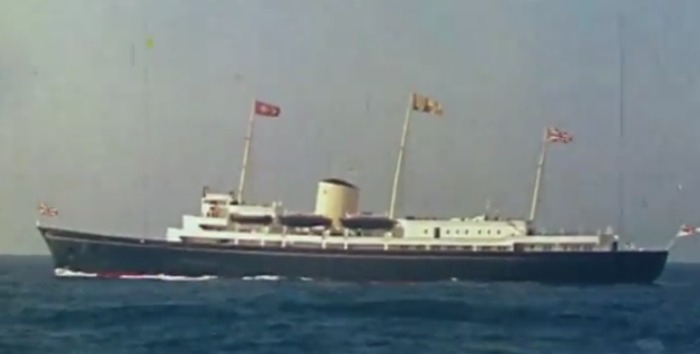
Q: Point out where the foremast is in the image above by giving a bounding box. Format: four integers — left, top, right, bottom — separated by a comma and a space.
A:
237, 99, 257, 203
235, 99, 281, 203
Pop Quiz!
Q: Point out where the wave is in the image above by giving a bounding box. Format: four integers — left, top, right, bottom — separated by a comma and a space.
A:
54, 268, 217, 281
53, 270, 319, 282
241, 275, 283, 281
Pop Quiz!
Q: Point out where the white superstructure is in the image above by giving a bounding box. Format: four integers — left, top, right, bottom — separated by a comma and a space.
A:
165, 179, 622, 253
166, 93, 631, 254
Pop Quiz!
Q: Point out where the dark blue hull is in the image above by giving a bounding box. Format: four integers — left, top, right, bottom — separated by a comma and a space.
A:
38, 226, 669, 284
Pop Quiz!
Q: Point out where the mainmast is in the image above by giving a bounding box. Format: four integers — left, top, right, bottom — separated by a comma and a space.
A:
388, 94, 415, 219
388, 92, 443, 219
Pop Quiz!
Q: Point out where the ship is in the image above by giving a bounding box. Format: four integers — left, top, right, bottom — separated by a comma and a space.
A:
36, 94, 670, 284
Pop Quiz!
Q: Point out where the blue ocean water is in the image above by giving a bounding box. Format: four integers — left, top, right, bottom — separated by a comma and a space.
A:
1, 256, 699, 354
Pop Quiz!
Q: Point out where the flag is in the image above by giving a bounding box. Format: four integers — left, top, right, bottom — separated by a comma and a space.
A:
546, 126, 573, 143
411, 93, 443, 116
145, 36, 154, 49
677, 224, 700, 237
254, 100, 281, 117
38, 202, 58, 217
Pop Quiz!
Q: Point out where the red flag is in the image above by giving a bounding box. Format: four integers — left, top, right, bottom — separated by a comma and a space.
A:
546, 127, 573, 144
254, 100, 280, 117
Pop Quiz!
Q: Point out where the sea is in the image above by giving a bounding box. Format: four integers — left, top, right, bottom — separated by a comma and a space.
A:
1, 256, 698, 354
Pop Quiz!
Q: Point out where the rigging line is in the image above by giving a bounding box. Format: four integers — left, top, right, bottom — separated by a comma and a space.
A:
617, 13, 626, 238
142, 12, 151, 237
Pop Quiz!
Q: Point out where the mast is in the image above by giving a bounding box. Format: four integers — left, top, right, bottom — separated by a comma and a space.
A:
617, 14, 626, 238
237, 99, 257, 203
527, 126, 572, 223
528, 128, 550, 222
388, 93, 415, 219
388, 92, 442, 218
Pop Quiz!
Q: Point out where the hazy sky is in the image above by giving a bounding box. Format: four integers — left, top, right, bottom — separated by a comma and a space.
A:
1, 0, 700, 262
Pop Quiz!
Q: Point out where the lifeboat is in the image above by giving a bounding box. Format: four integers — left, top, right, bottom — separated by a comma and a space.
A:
229, 214, 274, 225
340, 215, 396, 230
278, 214, 332, 228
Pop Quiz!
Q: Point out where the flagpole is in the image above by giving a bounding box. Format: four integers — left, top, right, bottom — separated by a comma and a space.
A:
667, 226, 696, 251
528, 127, 549, 222
665, 237, 677, 251
237, 99, 256, 203
389, 93, 414, 219
666, 230, 685, 251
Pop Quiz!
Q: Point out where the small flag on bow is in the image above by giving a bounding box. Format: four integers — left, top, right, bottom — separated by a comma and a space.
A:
38, 202, 58, 217
677, 224, 700, 237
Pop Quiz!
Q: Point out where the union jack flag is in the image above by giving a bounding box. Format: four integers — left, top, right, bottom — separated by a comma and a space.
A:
677, 224, 700, 237
546, 127, 573, 144
38, 202, 58, 217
